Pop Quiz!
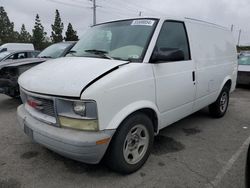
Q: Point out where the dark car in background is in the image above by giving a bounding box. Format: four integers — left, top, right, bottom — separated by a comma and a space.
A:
0, 50, 40, 62
237, 53, 250, 85
0, 41, 76, 98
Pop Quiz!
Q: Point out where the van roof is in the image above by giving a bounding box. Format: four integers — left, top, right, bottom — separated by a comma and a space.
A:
97, 16, 228, 31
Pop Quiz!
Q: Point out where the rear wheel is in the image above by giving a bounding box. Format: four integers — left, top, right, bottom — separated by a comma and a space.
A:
105, 113, 154, 174
209, 86, 230, 118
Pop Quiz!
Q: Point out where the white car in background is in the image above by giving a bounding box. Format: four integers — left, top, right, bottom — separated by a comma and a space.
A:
17, 17, 237, 174
237, 53, 250, 85
0, 43, 35, 52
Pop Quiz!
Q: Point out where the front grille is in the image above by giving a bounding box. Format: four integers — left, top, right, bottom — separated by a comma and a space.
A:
35, 97, 55, 117
21, 89, 56, 118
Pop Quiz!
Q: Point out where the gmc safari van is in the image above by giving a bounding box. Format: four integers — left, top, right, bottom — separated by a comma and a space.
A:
17, 17, 237, 174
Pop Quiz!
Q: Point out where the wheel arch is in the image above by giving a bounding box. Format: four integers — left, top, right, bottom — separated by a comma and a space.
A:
106, 101, 160, 134
219, 76, 233, 95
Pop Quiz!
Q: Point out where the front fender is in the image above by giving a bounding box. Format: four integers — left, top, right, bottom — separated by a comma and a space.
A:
105, 100, 160, 131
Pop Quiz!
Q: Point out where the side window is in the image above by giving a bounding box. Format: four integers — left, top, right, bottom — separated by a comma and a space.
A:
153, 21, 191, 61
17, 52, 27, 59
30, 51, 39, 58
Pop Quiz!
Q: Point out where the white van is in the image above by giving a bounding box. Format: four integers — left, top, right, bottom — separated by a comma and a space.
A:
17, 17, 237, 174
0, 43, 34, 52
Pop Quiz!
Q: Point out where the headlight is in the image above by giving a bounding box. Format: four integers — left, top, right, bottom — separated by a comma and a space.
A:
56, 99, 98, 131
73, 101, 86, 116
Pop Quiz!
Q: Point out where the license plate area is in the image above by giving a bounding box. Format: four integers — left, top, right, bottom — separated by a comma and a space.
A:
24, 124, 33, 139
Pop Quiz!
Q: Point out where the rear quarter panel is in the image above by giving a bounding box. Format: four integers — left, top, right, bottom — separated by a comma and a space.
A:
185, 20, 237, 111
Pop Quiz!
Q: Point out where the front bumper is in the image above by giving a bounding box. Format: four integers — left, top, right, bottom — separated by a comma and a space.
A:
17, 105, 115, 164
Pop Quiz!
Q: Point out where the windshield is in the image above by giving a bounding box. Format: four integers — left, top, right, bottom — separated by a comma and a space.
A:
38, 43, 71, 58
239, 55, 250, 65
67, 19, 158, 61
0, 51, 10, 61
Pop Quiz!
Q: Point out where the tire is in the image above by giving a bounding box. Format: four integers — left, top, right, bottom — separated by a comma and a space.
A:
209, 85, 230, 118
105, 112, 154, 174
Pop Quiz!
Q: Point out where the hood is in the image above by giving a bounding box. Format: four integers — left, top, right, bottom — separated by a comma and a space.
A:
19, 57, 128, 97
0, 57, 47, 70
238, 65, 250, 72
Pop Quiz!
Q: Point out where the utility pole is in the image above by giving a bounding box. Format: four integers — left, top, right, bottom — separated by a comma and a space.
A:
92, 0, 97, 25
139, 11, 142, 17
238, 29, 242, 46
231, 24, 234, 32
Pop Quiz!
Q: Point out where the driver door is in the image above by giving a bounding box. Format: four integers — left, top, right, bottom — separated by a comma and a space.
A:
151, 21, 196, 128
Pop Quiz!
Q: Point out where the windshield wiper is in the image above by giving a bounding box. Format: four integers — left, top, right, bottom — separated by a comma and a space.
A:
68, 50, 77, 54
85, 49, 113, 60
39, 56, 52, 58
66, 50, 77, 56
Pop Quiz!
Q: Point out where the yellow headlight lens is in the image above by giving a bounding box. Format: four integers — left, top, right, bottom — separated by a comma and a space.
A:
59, 116, 98, 131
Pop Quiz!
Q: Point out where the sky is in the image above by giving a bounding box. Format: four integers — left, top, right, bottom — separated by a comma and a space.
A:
1, 0, 250, 45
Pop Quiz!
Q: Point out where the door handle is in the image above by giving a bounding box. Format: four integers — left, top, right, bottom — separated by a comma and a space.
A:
192, 71, 196, 82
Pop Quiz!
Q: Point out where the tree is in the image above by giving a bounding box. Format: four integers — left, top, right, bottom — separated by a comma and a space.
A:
51, 9, 64, 43
0, 6, 17, 44
18, 24, 31, 43
32, 14, 47, 50
64, 23, 78, 41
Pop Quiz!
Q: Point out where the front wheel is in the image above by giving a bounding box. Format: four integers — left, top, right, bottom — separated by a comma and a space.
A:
209, 86, 230, 118
105, 113, 154, 174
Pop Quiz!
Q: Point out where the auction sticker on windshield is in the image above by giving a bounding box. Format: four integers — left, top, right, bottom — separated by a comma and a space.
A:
131, 20, 155, 26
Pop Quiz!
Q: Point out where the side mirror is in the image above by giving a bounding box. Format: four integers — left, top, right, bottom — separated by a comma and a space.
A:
151, 48, 185, 63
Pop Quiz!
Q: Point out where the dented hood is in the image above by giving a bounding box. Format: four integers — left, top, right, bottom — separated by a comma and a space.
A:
19, 57, 128, 97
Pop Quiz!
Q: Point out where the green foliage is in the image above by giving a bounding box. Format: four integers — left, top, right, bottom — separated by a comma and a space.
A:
0, 6, 18, 45
65, 23, 79, 41
18, 24, 32, 43
51, 9, 64, 43
32, 14, 48, 50
0, 7, 79, 50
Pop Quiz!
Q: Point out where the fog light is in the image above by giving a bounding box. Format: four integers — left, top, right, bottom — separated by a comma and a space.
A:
59, 116, 98, 131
